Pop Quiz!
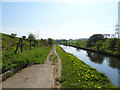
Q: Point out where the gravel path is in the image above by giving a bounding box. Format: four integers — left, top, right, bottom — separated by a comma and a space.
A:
2, 45, 61, 88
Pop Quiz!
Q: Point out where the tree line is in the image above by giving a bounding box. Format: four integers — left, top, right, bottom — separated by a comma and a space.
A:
86, 34, 120, 55
56, 34, 120, 56
12, 33, 54, 54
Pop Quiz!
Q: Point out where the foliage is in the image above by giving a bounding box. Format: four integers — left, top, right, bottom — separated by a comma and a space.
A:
116, 39, 120, 54
92, 38, 120, 55
28, 33, 36, 41
95, 41, 103, 51
56, 45, 115, 88
104, 38, 118, 51
87, 34, 104, 47
40, 39, 48, 46
10, 33, 17, 38
48, 38, 54, 46
2, 33, 19, 51
62, 40, 87, 48
40, 38, 54, 47
22, 36, 26, 40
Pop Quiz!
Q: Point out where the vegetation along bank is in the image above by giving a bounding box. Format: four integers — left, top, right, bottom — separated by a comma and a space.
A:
57, 34, 120, 57
56, 45, 115, 88
1, 33, 54, 75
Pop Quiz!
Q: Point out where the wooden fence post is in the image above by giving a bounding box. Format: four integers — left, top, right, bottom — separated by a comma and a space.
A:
15, 38, 21, 54
30, 40, 32, 50
20, 39, 23, 52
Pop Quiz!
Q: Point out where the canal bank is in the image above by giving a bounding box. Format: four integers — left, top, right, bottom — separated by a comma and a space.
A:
64, 44, 120, 58
59, 45, 120, 87
56, 45, 116, 88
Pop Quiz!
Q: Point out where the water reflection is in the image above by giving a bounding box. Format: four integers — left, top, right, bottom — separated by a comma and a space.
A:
108, 57, 120, 69
86, 51, 104, 64
76, 48, 81, 52
86, 51, 120, 69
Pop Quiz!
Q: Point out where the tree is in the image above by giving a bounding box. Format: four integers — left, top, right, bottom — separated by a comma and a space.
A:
28, 33, 36, 41
105, 38, 118, 51
87, 34, 104, 47
22, 36, 26, 40
116, 39, 120, 54
95, 41, 103, 51
48, 38, 54, 46
11, 33, 17, 38
28, 33, 36, 50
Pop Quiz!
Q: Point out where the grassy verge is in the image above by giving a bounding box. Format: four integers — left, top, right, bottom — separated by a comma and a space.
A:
50, 53, 58, 65
56, 45, 115, 88
2, 46, 52, 73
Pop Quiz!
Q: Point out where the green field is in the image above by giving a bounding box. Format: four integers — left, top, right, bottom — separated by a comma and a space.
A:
56, 45, 115, 88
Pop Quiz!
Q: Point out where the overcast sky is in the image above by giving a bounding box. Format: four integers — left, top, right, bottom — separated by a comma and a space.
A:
1, 0, 119, 39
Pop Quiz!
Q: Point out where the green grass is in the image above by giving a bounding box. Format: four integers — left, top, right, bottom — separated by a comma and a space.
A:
1, 33, 52, 73
56, 45, 115, 88
2, 46, 52, 73
1, 33, 19, 51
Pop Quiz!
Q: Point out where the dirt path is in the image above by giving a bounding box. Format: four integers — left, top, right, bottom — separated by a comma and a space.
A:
2, 45, 61, 88
53, 45, 61, 88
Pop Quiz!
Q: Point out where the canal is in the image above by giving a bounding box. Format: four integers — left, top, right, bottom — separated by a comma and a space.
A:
60, 45, 120, 87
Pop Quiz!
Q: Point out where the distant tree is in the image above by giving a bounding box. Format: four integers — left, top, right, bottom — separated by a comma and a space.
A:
43, 39, 48, 46
48, 38, 54, 46
95, 41, 103, 51
89, 34, 104, 43
22, 36, 26, 40
33, 40, 39, 47
28, 33, 36, 41
11, 33, 17, 38
105, 38, 118, 51
28, 33, 36, 50
116, 39, 120, 54
65, 40, 67, 45
87, 34, 104, 47
40, 38, 43, 47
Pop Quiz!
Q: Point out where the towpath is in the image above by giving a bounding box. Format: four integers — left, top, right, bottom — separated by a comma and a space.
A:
2, 45, 61, 88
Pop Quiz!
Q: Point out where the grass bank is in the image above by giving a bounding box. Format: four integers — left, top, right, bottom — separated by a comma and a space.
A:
56, 45, 115, 88
2, 46, 52, 73
1, 33, 52, 74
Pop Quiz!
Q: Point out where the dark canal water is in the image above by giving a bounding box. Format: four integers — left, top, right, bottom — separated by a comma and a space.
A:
60, 45, 120, 87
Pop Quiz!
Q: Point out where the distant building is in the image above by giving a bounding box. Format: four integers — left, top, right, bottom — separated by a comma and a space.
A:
103, 34, 110, 38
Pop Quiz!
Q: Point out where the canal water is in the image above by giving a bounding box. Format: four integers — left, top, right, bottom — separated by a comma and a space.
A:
60, 45, 120, 87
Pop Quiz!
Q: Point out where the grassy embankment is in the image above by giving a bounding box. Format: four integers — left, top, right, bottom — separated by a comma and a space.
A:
56, 45, 115, 88
65, 39, 120, 56
67, 40, 87, 48
1, 33, 52, 74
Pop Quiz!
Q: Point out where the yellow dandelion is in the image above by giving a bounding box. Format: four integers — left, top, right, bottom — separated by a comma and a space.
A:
97, 86, 101, 88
